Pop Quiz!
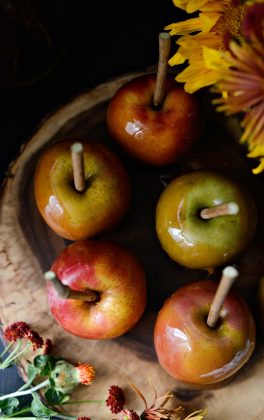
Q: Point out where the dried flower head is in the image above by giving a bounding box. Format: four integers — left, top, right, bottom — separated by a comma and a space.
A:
106, 385, 126, 414
77, 417, 91, 420
119, 409, 140, 420
24, 329, 44, 350
51, 360, 96, 394
4, 322, 31, 342
42, 338, 53, 355
129, 383, 206, 420
4, 321, 44, 350
77, 363, 96, 385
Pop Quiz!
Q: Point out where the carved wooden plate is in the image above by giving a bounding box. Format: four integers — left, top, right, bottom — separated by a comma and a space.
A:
1, 71, 264, 419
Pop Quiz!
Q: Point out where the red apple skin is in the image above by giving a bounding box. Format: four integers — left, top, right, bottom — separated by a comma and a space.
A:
154, 280, 256, 386
106, 74, 205, 166
47, 240, 147, 339
34, 139, 131, 241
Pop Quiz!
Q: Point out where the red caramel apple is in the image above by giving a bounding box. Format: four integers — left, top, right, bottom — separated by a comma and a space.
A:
155, 170, 257, 270
154, 267, 256, 386
34, 139, 131, 240
45, 239, 147, 340
106, 33, 205, 166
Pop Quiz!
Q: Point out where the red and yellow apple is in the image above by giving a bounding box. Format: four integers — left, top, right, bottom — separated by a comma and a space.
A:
106, 74, 205, 166
46, 239, 147, 339
34, 138, 131, 240
156, 170, 257, 269
154, 279, 256, 386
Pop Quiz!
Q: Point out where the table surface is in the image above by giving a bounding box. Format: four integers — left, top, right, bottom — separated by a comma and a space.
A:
0, 0, 180, 396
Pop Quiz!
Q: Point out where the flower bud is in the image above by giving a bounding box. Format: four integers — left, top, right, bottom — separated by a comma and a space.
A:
51, 360, 95, 394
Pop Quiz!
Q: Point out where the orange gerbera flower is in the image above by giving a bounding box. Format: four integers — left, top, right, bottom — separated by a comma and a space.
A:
165, 0, 250, 93
205, 35, 264, 174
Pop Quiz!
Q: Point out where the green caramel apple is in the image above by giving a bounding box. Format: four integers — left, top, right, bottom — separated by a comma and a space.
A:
155, 170, 257, 270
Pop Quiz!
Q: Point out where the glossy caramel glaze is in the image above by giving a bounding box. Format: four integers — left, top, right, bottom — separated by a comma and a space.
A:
34, 139, 131, 240
156, 170, 257, 269
154, 280, 256, 385
106, 74, 205, 166
47, 240, 147, 339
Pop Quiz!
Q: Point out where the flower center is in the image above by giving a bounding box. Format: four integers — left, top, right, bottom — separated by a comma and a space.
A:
224, 2, 246, 38
213, 1, 247, 49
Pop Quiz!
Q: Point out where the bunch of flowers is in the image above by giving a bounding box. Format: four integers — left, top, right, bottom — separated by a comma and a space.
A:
166, 0, 264, 174
0, 321, 206, 420
0, 322, 96, 419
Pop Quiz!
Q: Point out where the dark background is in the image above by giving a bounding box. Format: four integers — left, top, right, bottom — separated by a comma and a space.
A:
0, 0, 184, 394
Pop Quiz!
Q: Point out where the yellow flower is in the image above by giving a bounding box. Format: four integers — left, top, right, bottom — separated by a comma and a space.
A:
165, 0, 248, 93
205, 37, 264, 174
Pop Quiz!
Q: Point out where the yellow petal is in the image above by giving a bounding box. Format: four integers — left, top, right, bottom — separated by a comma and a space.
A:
177, 32, 221, 51
185, 70, 221, 92
252, 158, 264, 175
200, 12, 221, 32
203, 46, 230, 71
247, 144, 264, 158
201, 1, 225, 12
165, 17, 203, 35
172, 0, 189, 10
186, 0, 209, 13
169, 50, 186, 65
176, 61, 220, 93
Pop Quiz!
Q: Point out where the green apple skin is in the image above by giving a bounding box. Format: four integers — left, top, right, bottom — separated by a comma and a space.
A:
154, 280, 256, 386
47, 240, 147, 340
155, 170, 257, 270
34, 139, 131, 241
106, 74, 205, 166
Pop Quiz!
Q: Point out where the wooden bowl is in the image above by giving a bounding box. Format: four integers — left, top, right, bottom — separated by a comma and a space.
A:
1, 71, 264, 418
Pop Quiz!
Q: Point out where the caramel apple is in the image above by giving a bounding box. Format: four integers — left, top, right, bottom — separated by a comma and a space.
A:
155, 170, 257, 270
106, 33, 205, 166
45, 239, 147, 339
154, 267, 256, 386
34, 139, 131, 240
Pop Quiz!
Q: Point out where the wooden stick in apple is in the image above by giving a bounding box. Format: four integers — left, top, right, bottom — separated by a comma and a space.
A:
200, 202, 239, 220
71, 142, 86, 192
44, 271, 99, 302
153, 32, 171, 108
207, 266, 239, 328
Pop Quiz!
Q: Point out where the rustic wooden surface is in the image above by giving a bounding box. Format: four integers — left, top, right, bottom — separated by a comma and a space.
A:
1, 72, 264, 419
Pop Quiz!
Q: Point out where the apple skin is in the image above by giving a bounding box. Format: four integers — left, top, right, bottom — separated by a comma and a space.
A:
34, 139, 131, 240
106, 74, 205, 166
46, 240, 147, 339
155, 170, 257, 270
154, 280, 256, 386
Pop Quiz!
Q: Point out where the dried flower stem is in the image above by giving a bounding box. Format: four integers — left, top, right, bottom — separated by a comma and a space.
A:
0, 378, 50, 401
0, 341, 31, 370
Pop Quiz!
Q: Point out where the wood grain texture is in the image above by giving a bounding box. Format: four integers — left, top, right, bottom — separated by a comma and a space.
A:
1, 71, 264, 419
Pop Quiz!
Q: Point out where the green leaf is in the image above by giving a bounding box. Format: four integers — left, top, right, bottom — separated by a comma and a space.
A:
0, 397, 20, 415
49, 377, 55, 388
31, 393, 57, 418
44, 388, 68, 405
27, 362, 38, 383
34, 355, 50, 372
33, 355, 59, 378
